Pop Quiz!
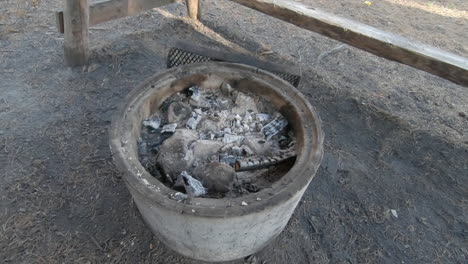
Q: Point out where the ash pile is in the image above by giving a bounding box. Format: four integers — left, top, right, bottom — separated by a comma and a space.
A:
138, 82, 296, 201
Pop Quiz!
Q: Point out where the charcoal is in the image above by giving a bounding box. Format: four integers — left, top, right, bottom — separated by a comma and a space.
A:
262, 117, 288, 140
188, 86, 201, 101
235, 152, 296, 172
178, 171, 206, 197
223, 134, 244, 144
256, 113, 270, 123
140, 81, 297, 198
161, 123, 177, 133
220, 155, 237, 166
143, 116, 161, 130
186, 113, 202, 129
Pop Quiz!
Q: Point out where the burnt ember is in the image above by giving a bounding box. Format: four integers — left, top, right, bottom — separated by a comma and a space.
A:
138, 82, 296, 199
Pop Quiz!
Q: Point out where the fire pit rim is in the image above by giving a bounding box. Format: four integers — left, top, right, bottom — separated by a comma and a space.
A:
109, 62, 324, 218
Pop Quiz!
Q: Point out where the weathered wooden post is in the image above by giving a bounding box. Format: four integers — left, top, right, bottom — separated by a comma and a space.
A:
64, 0, 89, 66
185, 0, 200, 20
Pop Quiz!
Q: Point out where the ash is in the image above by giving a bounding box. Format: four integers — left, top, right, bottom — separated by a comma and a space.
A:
138, 82, 296, 200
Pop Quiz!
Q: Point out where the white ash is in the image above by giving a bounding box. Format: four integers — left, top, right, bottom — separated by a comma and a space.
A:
220, 155, 237, 166
256, 113, 270, 123
139, 81, 297, 198
186, 112, 202, 129
223, 134, 244, 144
241, 145, 254, 156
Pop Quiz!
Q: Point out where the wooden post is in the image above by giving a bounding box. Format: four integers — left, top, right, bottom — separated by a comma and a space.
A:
64, 0, 89, 66
186, 0, 200, 20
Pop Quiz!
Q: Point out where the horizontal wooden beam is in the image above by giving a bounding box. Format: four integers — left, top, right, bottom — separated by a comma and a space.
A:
56, 0, 176, 33
230, 0, 468, 87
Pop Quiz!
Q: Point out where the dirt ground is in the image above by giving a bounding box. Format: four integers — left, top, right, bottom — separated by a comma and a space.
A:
1, 0, 467, 263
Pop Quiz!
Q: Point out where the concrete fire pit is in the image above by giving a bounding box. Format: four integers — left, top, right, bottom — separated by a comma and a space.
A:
109, 62, 324, 262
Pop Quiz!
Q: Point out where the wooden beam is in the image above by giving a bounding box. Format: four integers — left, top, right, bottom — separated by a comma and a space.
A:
56, 0, 176, 33
230, 0, 468, 87
185, 0, 200, 20
64, 0, 89, 66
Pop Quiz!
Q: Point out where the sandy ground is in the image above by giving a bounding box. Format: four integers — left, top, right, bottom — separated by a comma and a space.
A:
1, 0, 467, 263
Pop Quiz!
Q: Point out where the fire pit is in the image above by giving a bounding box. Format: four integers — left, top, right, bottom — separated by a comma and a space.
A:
109, 62, 323, 262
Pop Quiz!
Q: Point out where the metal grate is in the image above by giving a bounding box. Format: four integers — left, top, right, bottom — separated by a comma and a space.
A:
167, 48, 301, 88
167, 48, 217, 68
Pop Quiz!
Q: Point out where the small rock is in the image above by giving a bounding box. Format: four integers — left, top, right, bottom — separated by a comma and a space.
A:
244, 136, 272, 155
458, 112, 466, 118
192, 162, 236, 193
32, 159, 43, 167
241, 201, 248, 206
232, 92, 258, 114
167, 101, 191, 125
199, 119, 219, 132
192, 140, 224, 160
86, 63, 100, 73
156, 129, 197, 179
220, 82, 237, 99
391, 209, 398, 218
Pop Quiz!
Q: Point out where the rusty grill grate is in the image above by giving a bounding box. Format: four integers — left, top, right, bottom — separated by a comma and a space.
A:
167, 48, 301, 88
